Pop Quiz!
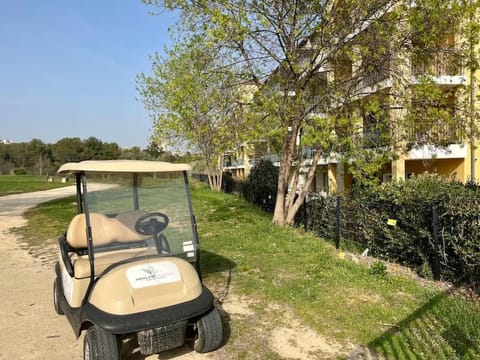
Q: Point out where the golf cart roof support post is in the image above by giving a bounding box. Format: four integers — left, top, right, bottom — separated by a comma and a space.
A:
80, 173, 96, 296
133, 173, 140, 210
183, 171, 202, 280
75, 173, 83, 214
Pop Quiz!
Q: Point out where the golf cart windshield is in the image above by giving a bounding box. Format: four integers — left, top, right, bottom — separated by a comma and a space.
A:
82, 171, 197, 265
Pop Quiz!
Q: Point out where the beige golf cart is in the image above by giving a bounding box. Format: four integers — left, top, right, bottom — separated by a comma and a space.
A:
53, 160, 223, 359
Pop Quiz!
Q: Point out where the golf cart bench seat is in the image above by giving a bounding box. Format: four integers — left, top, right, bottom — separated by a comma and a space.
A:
67, 212, 145, 248
66, 213, 150, 278
72, 249, 150, 279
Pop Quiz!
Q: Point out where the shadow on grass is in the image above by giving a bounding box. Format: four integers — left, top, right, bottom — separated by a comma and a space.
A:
200, 250, 236, 276
200, 249, 236, 306
368, 289, 480, 359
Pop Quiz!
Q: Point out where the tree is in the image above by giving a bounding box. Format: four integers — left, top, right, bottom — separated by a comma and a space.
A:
119, 146, 144, 160
80, 137, 122, 160
144, 0, 474, 225
101, 142, 122, 159
5, 142, 29, 172
52, 137, 84, 165
82, 136, 104, 159
26, 139, 53, 175
0, 138, 124, 174
137, 36, 247, 191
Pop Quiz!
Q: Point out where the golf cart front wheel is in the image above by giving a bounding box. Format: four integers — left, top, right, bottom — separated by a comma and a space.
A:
84, 326, 120, 360
53, 278, 63, 315
193, 308, 223, 353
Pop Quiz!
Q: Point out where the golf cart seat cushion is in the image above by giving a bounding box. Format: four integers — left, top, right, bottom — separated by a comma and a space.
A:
67, 213, 144, 249
71, 249, 150, 279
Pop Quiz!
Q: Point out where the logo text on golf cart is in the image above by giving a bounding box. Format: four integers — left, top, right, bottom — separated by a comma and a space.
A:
126, 262, 181, 288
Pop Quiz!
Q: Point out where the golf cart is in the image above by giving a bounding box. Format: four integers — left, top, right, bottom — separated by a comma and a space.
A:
53, 160, 223, 359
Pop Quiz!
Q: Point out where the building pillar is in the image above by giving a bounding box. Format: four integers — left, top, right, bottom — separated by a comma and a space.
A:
467, 144, 479, 182
329, 163, 345, 193
242, 144, 252, 179
391, 155, 405, 180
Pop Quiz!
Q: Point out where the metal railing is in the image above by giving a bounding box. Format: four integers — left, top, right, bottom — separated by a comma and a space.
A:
363, 62, 391, 87
406, 121, 461, 144
412, 49, 464, 77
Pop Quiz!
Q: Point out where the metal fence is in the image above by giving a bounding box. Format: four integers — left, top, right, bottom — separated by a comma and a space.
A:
297, 194, 445, 281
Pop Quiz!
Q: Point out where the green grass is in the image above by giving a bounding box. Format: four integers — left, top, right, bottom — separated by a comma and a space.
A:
14, 182, 480, 359
0, 175, 71, 196
15, 196, 77, 247
193, 186, 480, 359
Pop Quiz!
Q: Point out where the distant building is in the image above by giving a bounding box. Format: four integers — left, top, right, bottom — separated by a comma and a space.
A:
1, 139, 13, 144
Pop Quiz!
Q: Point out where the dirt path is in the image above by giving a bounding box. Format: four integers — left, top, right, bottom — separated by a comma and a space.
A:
0, 187, 363, 360
0, 186, 82, 360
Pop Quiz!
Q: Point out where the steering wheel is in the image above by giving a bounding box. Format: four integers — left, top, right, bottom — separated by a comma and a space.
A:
134, 212, 169, 236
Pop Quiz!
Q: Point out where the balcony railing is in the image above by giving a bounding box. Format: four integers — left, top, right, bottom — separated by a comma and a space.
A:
362, 130, 390, 148
224, 159, 244, 168
411, 49, 464, 77
363, 61, 391, 87
406, 121, 461, 145
304, 96, 323, 114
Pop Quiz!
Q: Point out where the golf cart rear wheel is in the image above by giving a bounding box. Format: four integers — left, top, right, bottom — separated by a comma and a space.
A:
84, 326, 120, 360
53, 278, 63, 315
193, 308, 223, 353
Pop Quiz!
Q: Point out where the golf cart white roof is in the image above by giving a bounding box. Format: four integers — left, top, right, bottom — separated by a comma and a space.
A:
58, 160, 191, 174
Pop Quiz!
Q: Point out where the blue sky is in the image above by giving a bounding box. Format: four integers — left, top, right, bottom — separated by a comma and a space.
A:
0, 1, 176, 148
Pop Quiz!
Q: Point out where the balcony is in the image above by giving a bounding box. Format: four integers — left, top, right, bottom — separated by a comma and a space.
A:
407, 144, 467, 160
411, 49, 466, 85
223, 158, 245, 169
304, 96, 328, 116
363, 130, 390, 148
363, 61, 391, 88
406, 121, 462, 146
261, 153, 281, 165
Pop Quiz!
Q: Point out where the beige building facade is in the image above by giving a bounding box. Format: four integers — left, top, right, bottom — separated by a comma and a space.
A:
224, 7, 480, 194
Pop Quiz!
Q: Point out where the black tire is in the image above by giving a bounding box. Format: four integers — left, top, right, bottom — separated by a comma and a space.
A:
84, 326, 120, 360
193, 308, 223, 353
53, 278, 64, 315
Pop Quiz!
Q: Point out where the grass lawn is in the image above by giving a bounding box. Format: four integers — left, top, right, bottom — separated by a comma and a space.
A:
0, 175, 71, 196
14, 180, 480, 359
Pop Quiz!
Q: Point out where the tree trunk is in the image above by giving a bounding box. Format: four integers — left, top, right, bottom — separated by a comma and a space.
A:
284, 148, 323, 225
272, 165, 287, 226
206, 154, 224, 191
37, 155, 44, 175
273, 127, 324, 227
272, 123, 300, 226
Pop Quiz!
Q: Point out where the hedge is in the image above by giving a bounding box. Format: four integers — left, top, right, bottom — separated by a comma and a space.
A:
305, 174, 480, 291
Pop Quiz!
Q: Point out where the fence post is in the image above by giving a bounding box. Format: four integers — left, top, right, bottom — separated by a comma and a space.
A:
432, 201, 441, 281
303, 197, 308, 231
335, 195, 341, 249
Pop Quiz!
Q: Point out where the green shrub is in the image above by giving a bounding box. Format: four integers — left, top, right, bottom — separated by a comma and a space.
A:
243, 159, 278, 212
13, 168, 27, 175
222, 172, 234, 194
310, 174, 480, 291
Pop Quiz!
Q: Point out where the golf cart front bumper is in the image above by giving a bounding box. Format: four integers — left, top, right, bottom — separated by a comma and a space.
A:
82, 285, 214, 335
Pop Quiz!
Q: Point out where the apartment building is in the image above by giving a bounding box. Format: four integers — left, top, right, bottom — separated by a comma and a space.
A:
224, 5, 479, 194
318, 27, 478, 193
